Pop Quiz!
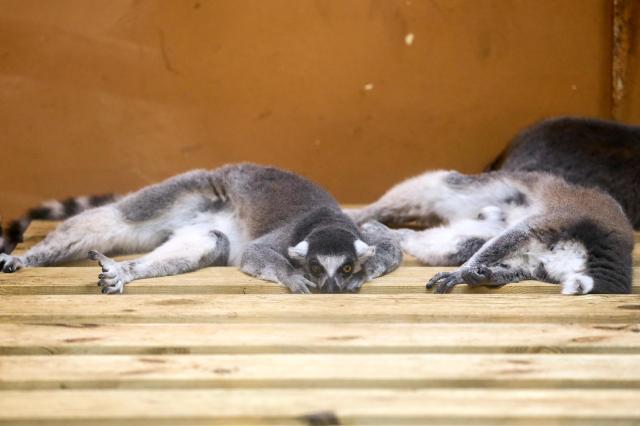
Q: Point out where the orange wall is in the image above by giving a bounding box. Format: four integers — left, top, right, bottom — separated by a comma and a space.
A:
0, 0, 614, 220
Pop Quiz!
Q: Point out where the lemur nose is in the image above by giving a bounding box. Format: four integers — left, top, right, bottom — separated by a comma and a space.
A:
323, 280, 341, 294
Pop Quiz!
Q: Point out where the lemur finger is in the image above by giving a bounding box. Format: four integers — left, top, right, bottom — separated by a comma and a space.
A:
88, 250, 119, 273
291, 284, 311, 294
98, 271, 117, 280
88, 250, 110, 263
435, 275, 461, 294
98, 277, 119, 287
100, 280, 124, 295
426, 272, 450, 289
426, 271, 463, 293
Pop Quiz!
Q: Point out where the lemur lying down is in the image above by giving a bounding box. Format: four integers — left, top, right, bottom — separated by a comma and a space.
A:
348, 170, 633, 294
0, 163, 402, 294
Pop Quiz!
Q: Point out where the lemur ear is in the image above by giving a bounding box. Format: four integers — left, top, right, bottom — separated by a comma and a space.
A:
354, 239, 375, 261
287, 240, 309, 260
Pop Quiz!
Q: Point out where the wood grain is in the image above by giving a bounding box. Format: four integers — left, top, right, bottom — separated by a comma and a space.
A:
1, 389, 639, 425
2, 353, 640, 390
2, 322, 639, 355
0, 294, 639, 324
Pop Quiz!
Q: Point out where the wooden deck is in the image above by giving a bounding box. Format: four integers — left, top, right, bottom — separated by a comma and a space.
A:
1, 221, 639, 425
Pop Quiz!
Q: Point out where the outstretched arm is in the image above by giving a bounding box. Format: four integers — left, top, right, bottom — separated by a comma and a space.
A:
90, 224, 230, 294
240, 236, 316, 294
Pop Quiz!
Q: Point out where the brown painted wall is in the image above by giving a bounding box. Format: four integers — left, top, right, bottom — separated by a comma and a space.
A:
0, 0, 613, 220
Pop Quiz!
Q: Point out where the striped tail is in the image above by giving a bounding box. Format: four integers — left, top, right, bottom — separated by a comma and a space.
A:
0, 194, 120, 254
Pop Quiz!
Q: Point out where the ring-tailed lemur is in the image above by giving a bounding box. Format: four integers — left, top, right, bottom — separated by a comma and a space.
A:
348, 170, 633, 294
491, 116, 640, 229
0, 163, 402, 294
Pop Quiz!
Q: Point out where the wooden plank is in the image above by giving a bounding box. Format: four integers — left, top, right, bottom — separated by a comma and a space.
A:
2, 322, 639, 355
1, 389, 639, 425
3, 267, 639, 295
0, 294, 639, 324
2, 353, 640, 390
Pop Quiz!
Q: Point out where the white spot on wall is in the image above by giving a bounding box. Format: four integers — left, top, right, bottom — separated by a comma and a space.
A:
405, 33, 415, 46
363, 83, 374, 91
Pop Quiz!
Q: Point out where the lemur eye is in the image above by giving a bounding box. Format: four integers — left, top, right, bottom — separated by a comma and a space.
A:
310, 264, 323, 274
341, 264, 353, 274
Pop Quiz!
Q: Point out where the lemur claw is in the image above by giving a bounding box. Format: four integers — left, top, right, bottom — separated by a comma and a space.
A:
285, 273, 316, 294
426, 271, 464, 293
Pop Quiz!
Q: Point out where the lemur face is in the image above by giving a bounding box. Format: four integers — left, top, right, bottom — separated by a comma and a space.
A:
288, 234, 375, 293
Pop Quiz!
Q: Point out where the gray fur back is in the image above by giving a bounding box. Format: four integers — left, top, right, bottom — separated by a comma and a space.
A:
216, 163, 343, 238
496, 117, 640, 228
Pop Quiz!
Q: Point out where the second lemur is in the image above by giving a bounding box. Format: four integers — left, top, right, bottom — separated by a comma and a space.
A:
348, 170, 633, 294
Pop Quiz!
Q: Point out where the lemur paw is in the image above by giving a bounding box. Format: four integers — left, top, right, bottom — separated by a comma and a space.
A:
426, 271, 464, 293
88, 250, 130, 294
344, 271, 367, 293
0, 254, 23, 273
561, 275, 594, 295
426, 266, 493, 293
460, 265, 492, 285
283, 272, 316, 294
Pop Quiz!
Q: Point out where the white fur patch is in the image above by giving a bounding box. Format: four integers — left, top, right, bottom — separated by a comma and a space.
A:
500, 238, 593, 295
354, 239, 375, 260
130, 194, 250, 266
398, 212, 506, 265
288, 241, 309, 260
317, 255, 346, 277
42, 200, 65, 219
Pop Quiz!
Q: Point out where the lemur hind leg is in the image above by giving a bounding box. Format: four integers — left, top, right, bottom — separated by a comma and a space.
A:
1, 169, 224, 272
396, 206, 506, 266
427, 224, 597, 295
0, 206, 149, 271
91, 224, 230, 294
426, 227, 536, 293
346, 171, 453, 226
